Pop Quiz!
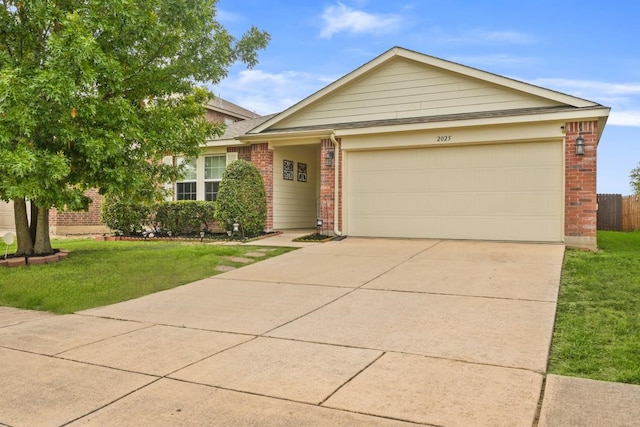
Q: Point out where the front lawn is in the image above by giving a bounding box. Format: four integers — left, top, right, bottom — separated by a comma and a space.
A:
548, 231, 640, 384
0, 239, 294, 314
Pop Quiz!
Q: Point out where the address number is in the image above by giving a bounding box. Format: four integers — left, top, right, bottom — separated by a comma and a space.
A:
437, 135, 452, 142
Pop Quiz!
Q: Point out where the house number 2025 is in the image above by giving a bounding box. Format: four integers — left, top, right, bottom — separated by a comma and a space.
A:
437, 135, 452, 142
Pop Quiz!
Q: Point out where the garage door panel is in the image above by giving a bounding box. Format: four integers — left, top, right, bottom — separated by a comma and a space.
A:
0, 200, 15, 230
347, 141, 562, 242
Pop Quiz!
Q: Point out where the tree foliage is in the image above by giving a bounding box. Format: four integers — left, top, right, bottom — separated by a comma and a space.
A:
0, 0, 269, 254
630, 164, 640, 195
215, 160, 267, 237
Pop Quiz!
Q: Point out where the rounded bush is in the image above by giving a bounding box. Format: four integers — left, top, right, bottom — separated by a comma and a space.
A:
101, 196, 150, 236
214, 159, 266, 236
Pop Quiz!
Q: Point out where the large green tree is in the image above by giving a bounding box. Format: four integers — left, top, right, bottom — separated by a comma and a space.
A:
0, 0, 268, 255
630, 163, 640, 195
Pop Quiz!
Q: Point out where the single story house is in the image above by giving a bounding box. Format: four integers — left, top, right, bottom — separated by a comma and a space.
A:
172, 46, 609, 249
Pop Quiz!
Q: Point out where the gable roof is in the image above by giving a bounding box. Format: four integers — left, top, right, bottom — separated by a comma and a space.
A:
249, 46, 607, 134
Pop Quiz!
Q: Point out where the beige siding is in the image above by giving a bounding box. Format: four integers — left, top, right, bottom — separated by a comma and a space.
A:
273, 146, 319, 229
345, 140, 563, 242
274, 58, 562, 129
0, 200, 15, 231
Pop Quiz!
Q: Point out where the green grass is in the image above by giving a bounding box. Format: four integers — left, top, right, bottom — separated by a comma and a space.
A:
0, 239, 294, 314
548, 231, 640, 384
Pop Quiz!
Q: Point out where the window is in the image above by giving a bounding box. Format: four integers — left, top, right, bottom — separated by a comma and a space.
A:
176, 157, 197, 200
204, 155, 226, 201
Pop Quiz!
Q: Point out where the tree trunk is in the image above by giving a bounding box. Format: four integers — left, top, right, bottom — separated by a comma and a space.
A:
30, 201, 38, 244
33, 206, 52, 255
14, 198, 34, 256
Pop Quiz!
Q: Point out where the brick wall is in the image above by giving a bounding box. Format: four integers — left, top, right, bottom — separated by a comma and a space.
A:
319, 138, 342, 234
227, 146, 252, 162
565, 120, 598, 249
49, 188, 109, 235
250, 143, 274, 231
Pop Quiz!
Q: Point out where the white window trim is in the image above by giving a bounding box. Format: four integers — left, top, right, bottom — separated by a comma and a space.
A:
172, 152, 238, 201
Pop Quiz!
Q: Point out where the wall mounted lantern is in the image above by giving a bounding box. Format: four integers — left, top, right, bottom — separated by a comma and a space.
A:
325, 149, 335, 167
575, 135, 585, 155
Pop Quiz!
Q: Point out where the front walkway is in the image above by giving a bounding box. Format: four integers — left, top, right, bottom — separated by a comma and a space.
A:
0, 236, 638, 426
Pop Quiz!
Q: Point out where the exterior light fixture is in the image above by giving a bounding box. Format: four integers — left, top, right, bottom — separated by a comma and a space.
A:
325, 149, 334, 167
316, 218, 323, 227
199, 231, 205, 241
233, 222, 240, 232
575, 135, 585, 155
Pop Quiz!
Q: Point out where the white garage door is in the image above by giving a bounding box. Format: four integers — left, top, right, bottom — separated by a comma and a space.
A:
0, 200, 15, 230
346, 141, 563, 242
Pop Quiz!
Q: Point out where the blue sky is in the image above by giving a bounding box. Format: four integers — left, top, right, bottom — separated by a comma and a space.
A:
212, 0, 640, 195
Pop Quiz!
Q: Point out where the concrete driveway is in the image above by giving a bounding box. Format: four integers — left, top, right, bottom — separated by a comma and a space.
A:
1, 238, 566, 426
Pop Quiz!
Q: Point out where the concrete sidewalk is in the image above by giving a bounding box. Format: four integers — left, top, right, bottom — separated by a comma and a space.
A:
1, 236, 638, 426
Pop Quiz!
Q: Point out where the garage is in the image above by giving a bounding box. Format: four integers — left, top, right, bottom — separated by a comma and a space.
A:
0, 200, 15, 231
346, 140, 563, 242
242, 46, 609, 248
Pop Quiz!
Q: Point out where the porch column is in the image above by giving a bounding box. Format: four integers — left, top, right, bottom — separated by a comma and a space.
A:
320, 138, 342, 234
250, 142, 274, 231
564, 120, 598, 249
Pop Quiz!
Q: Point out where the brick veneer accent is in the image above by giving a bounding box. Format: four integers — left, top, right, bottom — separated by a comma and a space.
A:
249, 143, 274, 231
565, 120, 598, 249
49, 188, 109, 234
320, 138, 342, 234
227, 146, 252, 162
54, 189, 104, 226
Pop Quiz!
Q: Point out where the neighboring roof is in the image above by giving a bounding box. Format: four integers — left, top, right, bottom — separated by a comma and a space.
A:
208, 114, 276, 142
206, 96, 258, 121
250, 46, 608, 134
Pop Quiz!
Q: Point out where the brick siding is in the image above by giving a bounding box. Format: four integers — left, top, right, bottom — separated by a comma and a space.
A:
319, 138, 342, 233
564, 120, 598, 248
51, 189, 104, 227
249, 143, 274, 231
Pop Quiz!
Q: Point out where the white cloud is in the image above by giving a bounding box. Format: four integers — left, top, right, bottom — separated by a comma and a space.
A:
450, 54, 540, 68
430, 28, 535, 45
529, 78, 640, 127
215, 8, 243, 24
212, 69, 337, 115
319, 2, 401, 38
532, 78, 640, 96
608, 111, 640, 127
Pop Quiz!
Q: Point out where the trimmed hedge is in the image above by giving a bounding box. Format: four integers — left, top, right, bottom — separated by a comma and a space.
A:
154, 201, 215, 235
214, 159, 267, 237
102, 197, 216, 236
101, 197, 151, 236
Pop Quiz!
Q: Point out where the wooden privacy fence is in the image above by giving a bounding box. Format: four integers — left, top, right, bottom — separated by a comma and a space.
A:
623, 195, 640, 231
597, 194, 640, 231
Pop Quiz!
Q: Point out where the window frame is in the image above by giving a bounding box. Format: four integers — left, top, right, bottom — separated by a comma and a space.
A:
175, 157, 198, 200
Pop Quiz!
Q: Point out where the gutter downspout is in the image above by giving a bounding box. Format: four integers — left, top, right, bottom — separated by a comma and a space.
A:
329, 132, 343, 236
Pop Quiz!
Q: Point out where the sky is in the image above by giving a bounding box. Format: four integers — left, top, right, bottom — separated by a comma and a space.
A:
212, 0, 640, 195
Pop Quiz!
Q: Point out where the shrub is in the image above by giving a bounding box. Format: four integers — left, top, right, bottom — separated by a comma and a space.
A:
102, 198, 215, 236
154, 201, 216, 235
215, 159, 266, 236
101, 196, 151, 236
